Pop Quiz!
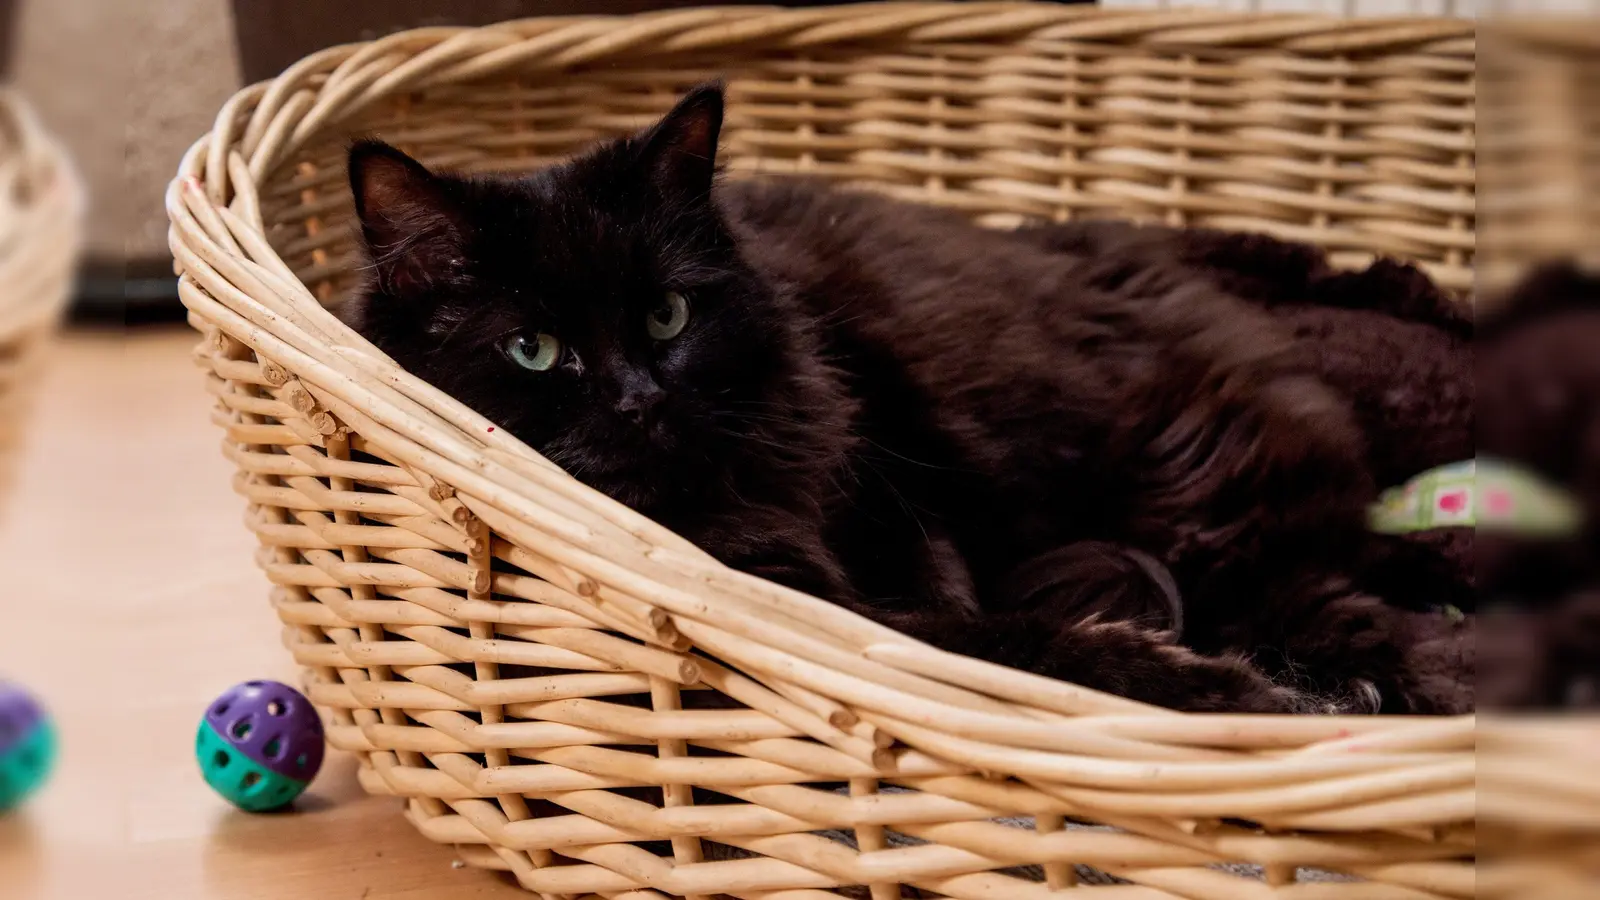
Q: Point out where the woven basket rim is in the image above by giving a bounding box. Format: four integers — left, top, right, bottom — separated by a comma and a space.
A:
169, 3, 1476, 855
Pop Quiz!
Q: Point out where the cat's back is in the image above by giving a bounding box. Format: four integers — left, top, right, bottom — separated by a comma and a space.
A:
715, 176, 1160, 480
719, 177, 1063, 308
717, 177, 1092, 364
712, 177, 1311, 478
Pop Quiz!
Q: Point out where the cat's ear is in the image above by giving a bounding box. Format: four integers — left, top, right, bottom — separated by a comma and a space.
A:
349, 140, 466, 299
635, 82, 724, 201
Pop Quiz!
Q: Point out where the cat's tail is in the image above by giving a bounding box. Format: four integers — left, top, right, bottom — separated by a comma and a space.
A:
999, 541, 1184, 636
885, 609, 1320, 713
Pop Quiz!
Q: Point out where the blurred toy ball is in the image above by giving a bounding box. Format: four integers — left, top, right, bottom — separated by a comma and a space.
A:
197, 680, 325, 812
0, 682, 55, 811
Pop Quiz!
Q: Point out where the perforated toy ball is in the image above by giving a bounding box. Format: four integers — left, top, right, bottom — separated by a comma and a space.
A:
197, 680, 325, 812
0, 681, 56, 811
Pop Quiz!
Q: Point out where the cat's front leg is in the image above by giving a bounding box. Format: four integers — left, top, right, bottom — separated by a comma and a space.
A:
713, 526, 1306, 713
1048, 618, 1311, 713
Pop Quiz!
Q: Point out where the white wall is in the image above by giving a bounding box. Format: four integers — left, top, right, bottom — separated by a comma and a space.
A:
9, 0, 241, 260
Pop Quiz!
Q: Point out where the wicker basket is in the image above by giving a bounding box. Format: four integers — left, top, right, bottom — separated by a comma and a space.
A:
1479, 20, 1600, 294
1477, 24, 1599, 900
169, 6, 1476, 898
0, 91, 80, 506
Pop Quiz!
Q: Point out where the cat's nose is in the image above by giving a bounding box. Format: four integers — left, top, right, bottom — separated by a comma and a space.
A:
616, 380, 665, 428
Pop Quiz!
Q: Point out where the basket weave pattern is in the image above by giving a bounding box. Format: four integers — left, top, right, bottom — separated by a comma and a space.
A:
169, 6, 1475, 898
0, 91, 80, 505
1476, 25, 1600, 898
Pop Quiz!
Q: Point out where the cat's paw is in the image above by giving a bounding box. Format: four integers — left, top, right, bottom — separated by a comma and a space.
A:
1278, 592, 1473, 714
1050, 618, 1308, 714
1308, 678, 1383, 715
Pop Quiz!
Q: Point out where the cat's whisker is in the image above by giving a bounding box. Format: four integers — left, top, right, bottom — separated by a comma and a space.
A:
708, 425, 802, 458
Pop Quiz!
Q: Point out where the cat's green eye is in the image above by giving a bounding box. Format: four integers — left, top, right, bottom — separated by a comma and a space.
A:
647, 291, 691, 341
505, 332, 561, 372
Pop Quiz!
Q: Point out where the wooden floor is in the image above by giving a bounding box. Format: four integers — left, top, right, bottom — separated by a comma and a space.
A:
0, 330, 529, 900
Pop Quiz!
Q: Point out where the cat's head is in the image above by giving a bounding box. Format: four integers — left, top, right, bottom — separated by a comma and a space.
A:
344, 83, 838, 513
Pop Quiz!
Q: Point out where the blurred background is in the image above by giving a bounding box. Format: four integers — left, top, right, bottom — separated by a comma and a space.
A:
12, 1, 900, 324
7, 0, 1484, 324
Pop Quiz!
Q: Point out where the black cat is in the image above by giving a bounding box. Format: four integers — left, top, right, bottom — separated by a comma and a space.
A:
344, 83, 1472, 714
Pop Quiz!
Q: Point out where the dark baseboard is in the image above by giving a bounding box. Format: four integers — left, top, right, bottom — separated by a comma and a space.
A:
0, 0, 14, 79
231, 0, 892, 81
70, 257, 187, 328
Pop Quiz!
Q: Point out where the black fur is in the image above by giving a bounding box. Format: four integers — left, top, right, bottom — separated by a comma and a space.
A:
1477, 264, 1600, 709
345, 84, 1473, 714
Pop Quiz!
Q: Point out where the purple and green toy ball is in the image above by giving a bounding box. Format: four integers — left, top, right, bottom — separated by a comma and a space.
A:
0, 682, 55, 811
197, 681, 325, 812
